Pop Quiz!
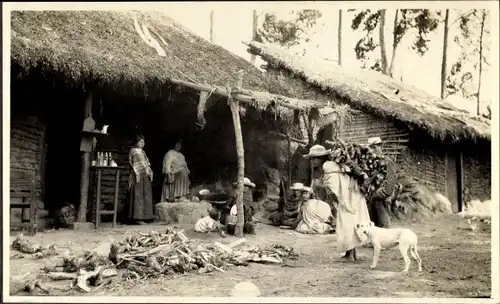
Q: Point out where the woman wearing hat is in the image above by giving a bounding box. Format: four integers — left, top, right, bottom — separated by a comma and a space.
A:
305, 144, 371, 260
269, 182, 310, 228
224, 177, 257, 235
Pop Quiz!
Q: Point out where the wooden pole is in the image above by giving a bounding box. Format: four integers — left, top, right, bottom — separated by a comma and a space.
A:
228, 71, 246, 237
167, 77, 327, 111
77, 91, 92, 223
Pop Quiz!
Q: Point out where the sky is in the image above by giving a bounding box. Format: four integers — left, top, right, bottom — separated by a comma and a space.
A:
162, 3, 497, 115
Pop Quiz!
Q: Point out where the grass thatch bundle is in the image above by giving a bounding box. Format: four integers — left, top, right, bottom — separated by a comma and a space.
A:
247, 42, 490, 143
11, 11, 284, 95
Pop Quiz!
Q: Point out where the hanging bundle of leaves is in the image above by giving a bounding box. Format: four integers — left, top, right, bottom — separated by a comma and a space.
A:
325, 139, 390, 198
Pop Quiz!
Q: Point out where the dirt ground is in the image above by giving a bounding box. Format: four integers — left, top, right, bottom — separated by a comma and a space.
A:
8, 214, 491, 298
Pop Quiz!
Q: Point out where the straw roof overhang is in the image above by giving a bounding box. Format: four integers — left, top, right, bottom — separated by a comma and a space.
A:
10, 10, 331, 118
247, 41, 491, 143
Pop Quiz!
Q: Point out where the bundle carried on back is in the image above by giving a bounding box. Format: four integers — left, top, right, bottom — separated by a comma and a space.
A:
324, 139, 398, 200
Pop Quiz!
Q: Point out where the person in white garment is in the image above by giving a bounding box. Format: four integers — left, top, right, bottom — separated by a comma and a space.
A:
194, 208, 226, 237
305, 144, 371, 261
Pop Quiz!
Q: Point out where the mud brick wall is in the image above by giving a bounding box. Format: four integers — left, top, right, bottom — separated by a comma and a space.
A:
462, 149, 491, 202
398, 145, 447, 195
10, 115, 46, 202
339, 111, 410, 162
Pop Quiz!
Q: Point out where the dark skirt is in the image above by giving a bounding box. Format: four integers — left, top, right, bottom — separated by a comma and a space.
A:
128, 174, 154, 221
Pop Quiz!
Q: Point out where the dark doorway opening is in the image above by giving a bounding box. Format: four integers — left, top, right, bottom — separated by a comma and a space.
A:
44, 89, 85, 211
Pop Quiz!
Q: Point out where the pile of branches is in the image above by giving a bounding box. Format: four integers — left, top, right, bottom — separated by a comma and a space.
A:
109, 229, 298, 281
325, 139, 392, 197
12, 229, 298, 295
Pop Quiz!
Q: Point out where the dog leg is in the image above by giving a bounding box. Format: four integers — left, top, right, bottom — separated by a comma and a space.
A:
369, 245, 381, 269
410, 244, 422, 271
399, 243, 411, 273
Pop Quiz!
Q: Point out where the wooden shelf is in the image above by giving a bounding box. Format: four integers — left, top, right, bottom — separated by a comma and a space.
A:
81, 131, 110, 137
90, 166, 127, 170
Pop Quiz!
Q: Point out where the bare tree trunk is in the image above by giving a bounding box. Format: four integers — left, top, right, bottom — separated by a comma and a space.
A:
477, 10, 486, 115
209, 10, 215, 43
250, 10, 258, 65
338, 9, 343, 66
389, 9, 400, 78
379, 9, 389, 75
440, 9, 450, 99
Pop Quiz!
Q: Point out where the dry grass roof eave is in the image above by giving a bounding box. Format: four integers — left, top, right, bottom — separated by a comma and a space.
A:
11, 10, 339, 121
246, 41, 491, 143
10, 11, 288, 98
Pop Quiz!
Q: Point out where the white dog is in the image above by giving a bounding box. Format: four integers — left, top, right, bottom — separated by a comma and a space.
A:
355, 222, 422, 273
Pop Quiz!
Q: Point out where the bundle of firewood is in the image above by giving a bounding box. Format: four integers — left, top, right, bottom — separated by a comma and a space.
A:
108, 229, 298, 281
12, 229, 298, 295
325, 139, 389, 197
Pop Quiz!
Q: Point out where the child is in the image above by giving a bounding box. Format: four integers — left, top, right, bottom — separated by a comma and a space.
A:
194, 208, 226, 237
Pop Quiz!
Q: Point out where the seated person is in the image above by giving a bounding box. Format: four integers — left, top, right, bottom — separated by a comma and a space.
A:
225, 177, 257, 235
194, 208, 226, 237
270, 182, 309, 228
295, 191, 334, 234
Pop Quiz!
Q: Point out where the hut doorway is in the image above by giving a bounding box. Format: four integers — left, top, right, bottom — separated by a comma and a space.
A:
43, 91, 85, 212
445, 151, 463, 213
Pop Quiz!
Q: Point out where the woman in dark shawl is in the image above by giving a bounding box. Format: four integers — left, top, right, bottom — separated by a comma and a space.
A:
127, 135, 154, 225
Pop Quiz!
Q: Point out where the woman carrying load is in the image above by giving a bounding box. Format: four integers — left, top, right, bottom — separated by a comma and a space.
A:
306, 144, 371, 261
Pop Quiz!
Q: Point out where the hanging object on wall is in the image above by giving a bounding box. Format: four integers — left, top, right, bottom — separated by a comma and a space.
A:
80, 114, 96, 152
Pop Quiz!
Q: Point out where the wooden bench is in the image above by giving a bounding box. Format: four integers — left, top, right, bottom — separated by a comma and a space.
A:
10, 170, 37, 235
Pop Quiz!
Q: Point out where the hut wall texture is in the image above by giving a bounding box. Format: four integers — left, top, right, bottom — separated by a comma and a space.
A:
462, 150, 491, 201
398, 146, 447, 194
339, 111, 410, 161
10, 114, 47, 202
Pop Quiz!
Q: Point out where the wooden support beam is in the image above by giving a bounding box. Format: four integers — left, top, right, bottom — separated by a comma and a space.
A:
167, 78, 326, 111
77, 91, 92, 223
228, 71, 246, 238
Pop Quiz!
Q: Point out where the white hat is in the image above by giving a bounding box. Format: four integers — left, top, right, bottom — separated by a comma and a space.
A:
244, 177, 256, 188
367, 137, 383, 146
303, 145, 332, 159
199, 189, 210, 196
233, 177, 256, 188
290, 182, 305, 190
302, 186, 312, 193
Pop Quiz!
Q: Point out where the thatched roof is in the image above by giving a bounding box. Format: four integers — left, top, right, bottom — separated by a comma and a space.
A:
11, 10, 339, 121
11, 10, 275, 91
247, 42, 491, 143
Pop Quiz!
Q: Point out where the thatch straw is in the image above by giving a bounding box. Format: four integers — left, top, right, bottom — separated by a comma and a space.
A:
11, 11, 344, 122
247, 42, 491, 143
10, 11, 279, 95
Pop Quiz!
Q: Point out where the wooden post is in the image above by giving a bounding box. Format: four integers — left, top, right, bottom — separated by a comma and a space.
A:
77, 91, 92, 223
286, 132, 292, 185
458, 150, 464, 212
228, 71, 246, 237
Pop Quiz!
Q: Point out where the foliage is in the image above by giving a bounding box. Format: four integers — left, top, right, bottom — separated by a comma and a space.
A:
255, 10, 323, 50
351, 9, 442, 71
446, 9, 491, 101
